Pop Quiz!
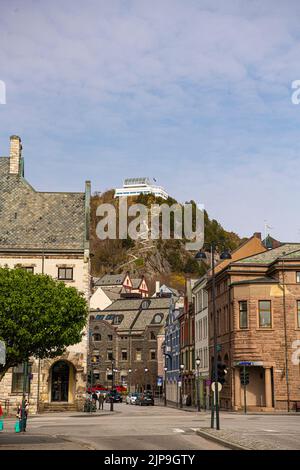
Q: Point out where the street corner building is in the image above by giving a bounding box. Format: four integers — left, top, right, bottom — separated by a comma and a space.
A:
0, 135, 91, 413
206, 234, 300, 412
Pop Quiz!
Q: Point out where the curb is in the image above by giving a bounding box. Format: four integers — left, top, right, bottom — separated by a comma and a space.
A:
196, 429, 250, 451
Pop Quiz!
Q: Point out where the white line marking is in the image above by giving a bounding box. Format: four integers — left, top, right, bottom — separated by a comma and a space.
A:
173, 428, 185, 433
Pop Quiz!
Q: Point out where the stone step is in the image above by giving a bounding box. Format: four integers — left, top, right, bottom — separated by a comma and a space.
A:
40, 403, 78, 412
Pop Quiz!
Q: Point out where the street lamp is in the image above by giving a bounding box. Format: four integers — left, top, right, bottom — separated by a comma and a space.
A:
195, 244, 231, 430
195, 357, 201, 412
179, 364, 184, 408
110, 358, 115, 412
128, 368, 132, 394
144, 367, 148, 393
164, 366, 168, 407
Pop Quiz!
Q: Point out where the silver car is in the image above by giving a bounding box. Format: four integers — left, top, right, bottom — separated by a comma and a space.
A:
126, 392, 139, 405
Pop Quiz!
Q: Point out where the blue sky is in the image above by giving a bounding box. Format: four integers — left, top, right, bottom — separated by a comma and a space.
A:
1, 0, 300, 241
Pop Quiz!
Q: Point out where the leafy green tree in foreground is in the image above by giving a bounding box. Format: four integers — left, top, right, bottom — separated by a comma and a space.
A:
0, 268, 88, 381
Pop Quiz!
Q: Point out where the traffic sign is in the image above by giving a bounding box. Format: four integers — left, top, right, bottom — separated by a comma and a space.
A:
0, 340, 5, 365
157, 376, 163, 387
211, 382, 222, 392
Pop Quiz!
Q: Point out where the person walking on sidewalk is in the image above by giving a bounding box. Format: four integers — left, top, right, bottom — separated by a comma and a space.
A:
17, 397, 29, 432
99, 393, 104, 410
0, 401, 4, 431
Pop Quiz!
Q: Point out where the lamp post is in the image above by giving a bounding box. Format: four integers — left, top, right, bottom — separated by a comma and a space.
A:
110, 359, 115, 412
195, 357, 201, 412
128, 368, 132, 394
179, 364, 184, 408
195, 244, 231, 430
144, 367, 148, 393
164, 366, 168, 406
21, 360, 29, 431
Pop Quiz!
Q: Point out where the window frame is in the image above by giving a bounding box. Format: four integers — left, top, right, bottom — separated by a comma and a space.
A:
239, 301, 248, 329
58, 267, 73, 281
258, 300, 272, 328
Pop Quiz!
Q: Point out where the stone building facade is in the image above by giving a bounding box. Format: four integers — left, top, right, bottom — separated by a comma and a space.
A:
207, 239, 300, 411
89, 296, 171, 393
0, 135, 90, 413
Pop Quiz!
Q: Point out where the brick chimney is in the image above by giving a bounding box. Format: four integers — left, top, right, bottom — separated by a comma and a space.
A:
253, 232, 262, 240
9, 135, 22, 175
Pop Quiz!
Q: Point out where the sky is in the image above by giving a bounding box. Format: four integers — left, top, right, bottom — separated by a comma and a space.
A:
1, 0, 300, 242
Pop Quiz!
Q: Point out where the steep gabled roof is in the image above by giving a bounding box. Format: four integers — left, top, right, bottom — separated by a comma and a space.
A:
95, 273, 127, 286
0, 155, 86, 251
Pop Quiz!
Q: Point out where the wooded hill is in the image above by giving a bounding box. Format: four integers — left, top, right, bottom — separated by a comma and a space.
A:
90, 191, 244, 291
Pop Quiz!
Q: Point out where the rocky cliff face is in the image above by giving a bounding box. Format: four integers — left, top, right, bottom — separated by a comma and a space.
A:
90, 191, 243, 291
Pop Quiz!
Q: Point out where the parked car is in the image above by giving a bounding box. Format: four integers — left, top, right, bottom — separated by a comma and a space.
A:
105, 391, 123, 403
126, 392, 139, 405
135, 392, 154, 406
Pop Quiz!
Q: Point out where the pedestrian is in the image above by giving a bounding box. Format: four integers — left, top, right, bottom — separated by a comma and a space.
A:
0, 401, 4, 431
17, 397, 29, 432
92, 391, 98, 407
99, 393, 104, 410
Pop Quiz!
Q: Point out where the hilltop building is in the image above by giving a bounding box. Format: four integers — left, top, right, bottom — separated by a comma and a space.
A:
115, 177, 169, 200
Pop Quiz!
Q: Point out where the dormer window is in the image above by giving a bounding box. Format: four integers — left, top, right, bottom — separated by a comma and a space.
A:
142, 300, 151, 309
152, 313, 163, 324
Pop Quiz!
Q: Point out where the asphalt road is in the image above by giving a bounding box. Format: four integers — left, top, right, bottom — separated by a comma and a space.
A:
0, 403, 225, 450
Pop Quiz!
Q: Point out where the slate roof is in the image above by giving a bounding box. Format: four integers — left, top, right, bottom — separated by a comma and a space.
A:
95, 274, 126, 286
101, 297, 172, 331
0, 156, 86, 251
233, 244, 300, 265
103, 297, 171, 312
131, 278, 142, 289
102, 287, 122, 300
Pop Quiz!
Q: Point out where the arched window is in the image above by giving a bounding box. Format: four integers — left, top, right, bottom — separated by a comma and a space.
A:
93, 333, 101, 341
150, 331, 156, 340
90, 315, 95, 321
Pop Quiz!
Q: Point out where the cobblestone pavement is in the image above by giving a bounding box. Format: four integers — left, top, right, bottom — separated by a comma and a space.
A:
197, 411, 300, 450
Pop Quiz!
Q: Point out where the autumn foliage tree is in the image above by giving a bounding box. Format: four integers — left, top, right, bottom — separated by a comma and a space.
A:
0, 268, 88, 381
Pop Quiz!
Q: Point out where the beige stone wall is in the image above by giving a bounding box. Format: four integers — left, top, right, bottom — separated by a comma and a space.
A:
0, 252, 90, 414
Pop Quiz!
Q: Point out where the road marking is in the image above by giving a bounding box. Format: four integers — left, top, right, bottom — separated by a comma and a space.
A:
263, 429, 278, 433
191, 428, 198, 432
173, 428, 185, 433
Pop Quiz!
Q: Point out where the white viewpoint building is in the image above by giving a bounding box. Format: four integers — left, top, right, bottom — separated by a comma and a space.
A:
115, 177, 169, 200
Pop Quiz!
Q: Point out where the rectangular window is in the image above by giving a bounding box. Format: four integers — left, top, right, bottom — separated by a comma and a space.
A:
107, 350, 113, 361
121, 350, 128, 361
58, 267, 73, 280
297, 301, 300, 328
11, 363, 31, 393
23, 266, 34, 273
297, 272, 300, 283
239, 301, 248, 329
135, 349, 142, 361
108, 335, 113, 342
150, 350, 156, 360
259, 300, 272, 328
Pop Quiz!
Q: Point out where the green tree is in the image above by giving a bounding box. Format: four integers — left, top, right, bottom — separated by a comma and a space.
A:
0, 268, 88, 381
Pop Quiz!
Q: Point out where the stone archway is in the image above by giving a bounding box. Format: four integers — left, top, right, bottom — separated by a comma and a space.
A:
51, 360, 71, 402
